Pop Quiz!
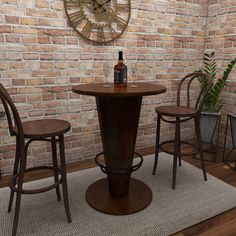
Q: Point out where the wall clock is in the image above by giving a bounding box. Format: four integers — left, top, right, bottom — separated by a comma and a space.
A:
64, 0, 131, 44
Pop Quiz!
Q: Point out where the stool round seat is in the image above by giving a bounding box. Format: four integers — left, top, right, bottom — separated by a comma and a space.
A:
13, 119, 71, 138
156, 106, 197, 117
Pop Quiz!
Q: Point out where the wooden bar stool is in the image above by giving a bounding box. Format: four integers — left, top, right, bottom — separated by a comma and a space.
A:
152, 72, 212, 189
0, 84, 72, 236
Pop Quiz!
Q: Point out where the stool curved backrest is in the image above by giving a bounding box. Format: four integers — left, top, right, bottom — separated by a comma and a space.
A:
0, 84, 25, 165
176, 72, 212, 112
0, 83, 24, 137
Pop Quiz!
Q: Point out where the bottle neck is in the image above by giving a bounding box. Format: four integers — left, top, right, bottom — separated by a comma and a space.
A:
118, 51, 123, 61
118, 59, 123, 63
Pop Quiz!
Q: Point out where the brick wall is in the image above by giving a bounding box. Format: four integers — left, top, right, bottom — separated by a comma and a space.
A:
206, 0, 236, 147
0, 0, 208, 175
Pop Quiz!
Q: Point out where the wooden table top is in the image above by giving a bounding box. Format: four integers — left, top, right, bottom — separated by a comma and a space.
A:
72, 82, 166, 97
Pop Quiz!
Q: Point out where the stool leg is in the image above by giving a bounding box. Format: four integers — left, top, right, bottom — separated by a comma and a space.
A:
8, 137, 20, 212
12, 175, 23, 236
172, 117, 180, 189
59, 135, 72, 223
178, 121, 182, 167
12, 143, 26, 236
223, 116, 229, 162
194, 116, 207, 181
51, 137, 61, 201
178, 156, 182, 166
153, 114, 161, 175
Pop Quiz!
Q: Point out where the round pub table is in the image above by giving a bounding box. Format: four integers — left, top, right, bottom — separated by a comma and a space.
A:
72, 83, 166, 215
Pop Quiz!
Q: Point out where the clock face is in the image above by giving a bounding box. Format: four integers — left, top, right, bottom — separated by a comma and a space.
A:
64, 0, 131, 44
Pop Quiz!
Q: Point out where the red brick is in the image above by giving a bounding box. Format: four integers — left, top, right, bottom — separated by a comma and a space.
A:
32, 70, 61, 77
42, 93, 54, 101
9, 61, 23, 69
38, 18, 51, 26
0, 61, 7, 70
21, 36, 37, 43
66, 37, 78, 45
5, 35, 20, 43
27, 94, 42, 102
5, 16, 19, 24
12, 95, 26, 103
38, 36, 51, 44
20, 17, 37, 26
40, 54, 53, 60
29, 110, 43, 117
0, 26, 11, 33
40, 61, 53, 69
52, 36, 65, 44
2, 0, 17, 4
35, 0, 49, 8
45, 29, 71, 36
23, 53, 39, 60
12, 79, 25, 86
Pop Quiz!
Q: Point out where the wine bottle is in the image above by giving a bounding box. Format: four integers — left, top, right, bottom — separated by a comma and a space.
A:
114, 51, 127, 87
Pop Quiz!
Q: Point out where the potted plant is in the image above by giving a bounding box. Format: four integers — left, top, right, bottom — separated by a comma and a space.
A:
197, 52, 236, 160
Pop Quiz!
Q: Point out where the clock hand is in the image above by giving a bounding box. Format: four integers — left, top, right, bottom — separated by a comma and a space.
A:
91, 0, 103, 10
92, 0, 101, 6
94, 0, 111, 10
99, 0, 111, 7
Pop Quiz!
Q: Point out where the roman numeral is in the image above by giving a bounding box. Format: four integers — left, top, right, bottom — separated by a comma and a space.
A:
65, 0, 80, 9
108, 24, 117, 35
81, 21, 94, 38
115, 15, 126, 29
69, 10, 85, 27
97, 25, 105, 42
117, 3, 130, 11
109, 9, 127, 29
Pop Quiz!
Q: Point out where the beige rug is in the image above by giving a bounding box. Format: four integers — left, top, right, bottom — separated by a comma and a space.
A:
1, 154, 236, 236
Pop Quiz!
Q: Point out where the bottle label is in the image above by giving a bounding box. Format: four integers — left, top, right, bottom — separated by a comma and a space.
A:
114, 70, 121, 84
114, 67, 127, 85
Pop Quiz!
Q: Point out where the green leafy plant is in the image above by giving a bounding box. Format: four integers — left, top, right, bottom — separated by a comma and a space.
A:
199, 51, 236, 112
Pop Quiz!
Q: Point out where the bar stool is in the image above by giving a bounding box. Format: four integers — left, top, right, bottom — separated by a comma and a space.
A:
152, 72, 212, 189
0, 84, 72, 236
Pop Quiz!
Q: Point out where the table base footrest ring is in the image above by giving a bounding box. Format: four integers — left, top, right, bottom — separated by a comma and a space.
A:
95, 152, 143, 175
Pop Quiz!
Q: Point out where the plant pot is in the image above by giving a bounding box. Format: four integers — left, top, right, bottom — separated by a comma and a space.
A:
228, 113, 236, 148
198, 111, 221, 161
200, 111, 221, 143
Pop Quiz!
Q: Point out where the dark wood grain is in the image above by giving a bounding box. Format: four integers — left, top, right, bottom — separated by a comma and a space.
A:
13, 119, 71, 139
156, 105, 197, 117
96, 96, 142, 197
86, 178, 152, 215
73, 82, 166, 214
72, 82, 166, 97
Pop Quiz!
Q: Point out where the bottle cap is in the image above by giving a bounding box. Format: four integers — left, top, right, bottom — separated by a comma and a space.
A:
119, 51, 123, 60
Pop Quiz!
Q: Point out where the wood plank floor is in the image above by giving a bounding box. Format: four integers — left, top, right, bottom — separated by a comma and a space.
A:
1, 146, 236, 235
174, 147, 236, 236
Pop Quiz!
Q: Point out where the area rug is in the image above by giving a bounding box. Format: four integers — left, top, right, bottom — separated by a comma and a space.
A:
1, 154, 236, 236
